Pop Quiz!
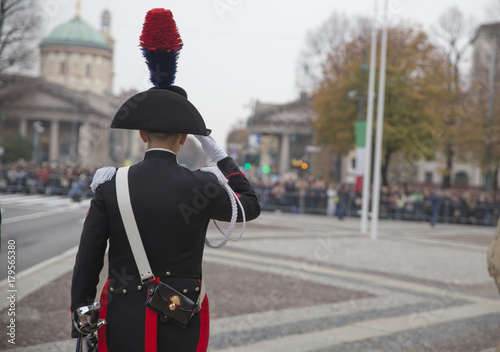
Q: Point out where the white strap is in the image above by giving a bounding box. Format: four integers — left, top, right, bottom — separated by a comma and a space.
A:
116, 167, 206, 308
116, 167, 154, 282
198, 276, 206, 310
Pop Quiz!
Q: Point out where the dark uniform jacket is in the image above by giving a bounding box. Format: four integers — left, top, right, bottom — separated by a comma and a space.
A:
71, 150, 261, 351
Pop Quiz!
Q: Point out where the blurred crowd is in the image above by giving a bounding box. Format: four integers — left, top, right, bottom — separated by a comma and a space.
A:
251, 178, 500, 226
0, 161, 95, 200
1, 161, 498, 226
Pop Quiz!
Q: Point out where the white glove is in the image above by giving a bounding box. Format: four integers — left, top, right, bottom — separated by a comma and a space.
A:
195, 135, 228, 163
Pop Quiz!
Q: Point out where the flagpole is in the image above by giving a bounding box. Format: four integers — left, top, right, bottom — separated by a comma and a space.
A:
370, 0, 389, 240
361, 0, 378, 235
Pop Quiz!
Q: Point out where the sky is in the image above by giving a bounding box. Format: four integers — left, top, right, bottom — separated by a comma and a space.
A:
37, 0, 498, 145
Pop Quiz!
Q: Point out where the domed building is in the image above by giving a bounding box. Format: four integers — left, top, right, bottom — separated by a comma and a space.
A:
40, 5, 113, 95
0, 2, 128, 167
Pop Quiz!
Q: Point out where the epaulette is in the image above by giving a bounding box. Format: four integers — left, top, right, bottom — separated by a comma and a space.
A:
90, 166, 117, 193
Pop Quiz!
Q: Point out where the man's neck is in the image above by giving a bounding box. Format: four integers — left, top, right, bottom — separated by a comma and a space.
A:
147, 143, 179, 154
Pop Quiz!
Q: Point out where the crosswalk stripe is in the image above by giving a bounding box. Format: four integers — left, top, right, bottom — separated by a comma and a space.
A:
0, 194, 90, 208
0, 195, 47, 203
3, 208, 73, 224
1, 195, 90, 223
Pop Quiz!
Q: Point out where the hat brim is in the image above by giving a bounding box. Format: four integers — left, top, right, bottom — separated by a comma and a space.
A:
111, 88, 211, 136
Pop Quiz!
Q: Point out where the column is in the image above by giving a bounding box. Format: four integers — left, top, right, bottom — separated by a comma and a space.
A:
279, 133, 290, 174
78, 123, 91, 167
19, 119, 27, 138
49, 120, 60, 161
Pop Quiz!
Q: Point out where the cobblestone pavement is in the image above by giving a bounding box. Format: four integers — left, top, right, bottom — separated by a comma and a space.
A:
1, 212, 499, 351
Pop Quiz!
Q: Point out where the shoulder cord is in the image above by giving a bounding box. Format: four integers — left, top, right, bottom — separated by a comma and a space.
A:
200, 167, 246, 248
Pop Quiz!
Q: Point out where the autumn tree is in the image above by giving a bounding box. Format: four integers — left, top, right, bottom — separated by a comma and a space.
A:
0, 0, 41, 73
313, 24, 451, 186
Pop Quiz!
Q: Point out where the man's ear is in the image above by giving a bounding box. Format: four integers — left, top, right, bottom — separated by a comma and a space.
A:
139, 130, 148, 143
179, 134, 188, 146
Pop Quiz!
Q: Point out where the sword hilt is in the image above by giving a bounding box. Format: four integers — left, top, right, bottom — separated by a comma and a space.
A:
73, 302, 106, 335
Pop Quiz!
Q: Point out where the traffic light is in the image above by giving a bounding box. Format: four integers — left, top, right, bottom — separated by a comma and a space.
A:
262, 165, 271, 174
291, 158, 308, 169
242, 153, 260, 170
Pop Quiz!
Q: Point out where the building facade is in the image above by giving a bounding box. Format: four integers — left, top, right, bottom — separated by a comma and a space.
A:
0, 4, 127, 167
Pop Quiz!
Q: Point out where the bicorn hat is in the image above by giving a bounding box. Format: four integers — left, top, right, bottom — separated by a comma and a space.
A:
110, 8, 210, 136
111, 86, 211, 135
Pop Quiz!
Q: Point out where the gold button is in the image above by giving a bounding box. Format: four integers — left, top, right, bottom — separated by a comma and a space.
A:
109, 287, 114, 292
122, 289, 127, 294
195, 287, 200, 292
137, 285, 143, 291
166, 271, 171, 276
183, 289, 188, 293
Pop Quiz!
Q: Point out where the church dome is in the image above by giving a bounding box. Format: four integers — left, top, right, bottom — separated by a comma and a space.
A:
41, 16, 111, 51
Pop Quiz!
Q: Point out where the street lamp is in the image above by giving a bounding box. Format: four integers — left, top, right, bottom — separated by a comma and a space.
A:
486, 42, 497, 193
33, 121, 45, 165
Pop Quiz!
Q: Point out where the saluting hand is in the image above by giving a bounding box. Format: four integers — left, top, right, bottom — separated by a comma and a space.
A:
195, 135, 228, 163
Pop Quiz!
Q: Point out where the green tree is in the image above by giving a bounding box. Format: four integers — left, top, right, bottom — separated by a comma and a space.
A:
2, 134, 32, 162
313, 25, 450, 186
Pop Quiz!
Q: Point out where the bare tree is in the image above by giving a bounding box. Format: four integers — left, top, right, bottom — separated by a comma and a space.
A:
433, 7, 475, 89
296, 12, 370, 93
431, 7, 476, 188
0, 0, 42, 73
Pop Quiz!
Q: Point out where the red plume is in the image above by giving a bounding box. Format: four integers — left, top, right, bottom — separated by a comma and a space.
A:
140, 8, 183, 52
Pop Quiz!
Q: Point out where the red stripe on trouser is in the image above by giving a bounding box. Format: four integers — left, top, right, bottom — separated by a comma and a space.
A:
97, 279, 110, 352
196, 294, 210, 352
145, 277, 160, 352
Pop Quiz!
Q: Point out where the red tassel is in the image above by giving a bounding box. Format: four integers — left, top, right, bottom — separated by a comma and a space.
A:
140, 8, 183, 52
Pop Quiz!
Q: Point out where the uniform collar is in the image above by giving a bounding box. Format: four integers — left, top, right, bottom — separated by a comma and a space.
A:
143, 149, 178, 161
146, 148, 176, 155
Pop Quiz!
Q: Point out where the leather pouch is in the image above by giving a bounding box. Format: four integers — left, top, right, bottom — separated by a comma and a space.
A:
145, 281, 199, 329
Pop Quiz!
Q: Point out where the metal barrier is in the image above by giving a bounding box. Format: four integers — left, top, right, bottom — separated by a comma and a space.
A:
254, 188, 499, 226
1, 180, 498, 226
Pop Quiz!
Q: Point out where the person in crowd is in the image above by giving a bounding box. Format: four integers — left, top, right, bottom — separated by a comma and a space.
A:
429, 189, 445, 227
326, 183, 337, 217
336, 183, 349, 220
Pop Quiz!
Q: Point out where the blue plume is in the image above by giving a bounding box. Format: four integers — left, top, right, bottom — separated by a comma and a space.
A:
142, 48, 181, 88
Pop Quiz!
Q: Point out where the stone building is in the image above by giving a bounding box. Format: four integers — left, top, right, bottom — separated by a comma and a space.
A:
246, 93, 314, 176
244, 93, 353, 183
0, 4, 129, 167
